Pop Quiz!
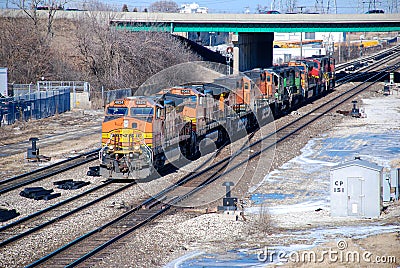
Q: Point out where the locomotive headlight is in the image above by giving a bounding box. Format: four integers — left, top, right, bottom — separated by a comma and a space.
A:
123, 120, 129, 128
129, 152, 134, 158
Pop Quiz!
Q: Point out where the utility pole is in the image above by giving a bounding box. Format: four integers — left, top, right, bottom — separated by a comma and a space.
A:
209, 32, 215, 47
271, 0, 275, 10
298, 6, 305, 59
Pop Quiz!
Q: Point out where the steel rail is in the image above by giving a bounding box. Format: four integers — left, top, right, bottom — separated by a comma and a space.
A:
335, 44, 400, 71
0, 181, 121, 247
0, 149, 99, 186
24, 144, 233, 267
0, 181, 110, 233
0, 139, 234, 248
0, 150, 99, 195
336, 48, 399, 85
0, 181, 139, 248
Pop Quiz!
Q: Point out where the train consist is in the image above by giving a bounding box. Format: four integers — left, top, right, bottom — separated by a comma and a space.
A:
98, 56, 335, 179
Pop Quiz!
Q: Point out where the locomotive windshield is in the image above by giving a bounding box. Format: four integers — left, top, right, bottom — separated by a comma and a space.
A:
130, 107, 154, 117
106, 107, 128, 116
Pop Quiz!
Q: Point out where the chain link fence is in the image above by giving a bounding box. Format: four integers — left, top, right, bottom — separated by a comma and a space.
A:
0, 88, 70, 126
90, 88, 135, 109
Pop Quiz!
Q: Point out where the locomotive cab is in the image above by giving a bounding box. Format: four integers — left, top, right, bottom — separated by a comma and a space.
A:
100, 97, 163, 178
288, 61, 309, 98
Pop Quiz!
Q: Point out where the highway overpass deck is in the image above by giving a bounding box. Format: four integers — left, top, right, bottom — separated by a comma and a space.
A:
1, 10, 400, 32
109, 13, 400, 32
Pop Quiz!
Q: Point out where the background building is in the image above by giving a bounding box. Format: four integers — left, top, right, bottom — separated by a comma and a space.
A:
179, 3, 208, 13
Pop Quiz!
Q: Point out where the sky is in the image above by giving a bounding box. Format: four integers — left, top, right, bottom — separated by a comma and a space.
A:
0, 0, 390, 14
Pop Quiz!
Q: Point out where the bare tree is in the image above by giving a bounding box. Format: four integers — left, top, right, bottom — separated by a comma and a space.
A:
0, 18, 53, 83
122, 4, 129, 12
256, 203, 272, 234
0, 3, 199, 96
12, 0, 68, 36
80, 0, 115, 11
149, 0, 179, 13
285, 0, 297, 13
73, 11, 198, 91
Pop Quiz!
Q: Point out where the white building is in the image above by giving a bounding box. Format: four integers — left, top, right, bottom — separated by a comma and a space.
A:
330, 157, 383, 218
273, 47, 327, 64
180, 3, 208, 13
274, 32, 346, 43
0, 68, 7, 97
272, 32, 345, 63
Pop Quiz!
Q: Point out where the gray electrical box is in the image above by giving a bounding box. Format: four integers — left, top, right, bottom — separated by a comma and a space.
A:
391, 168, 399, 201
383, 169, 399, 202
330, 157, 383, 218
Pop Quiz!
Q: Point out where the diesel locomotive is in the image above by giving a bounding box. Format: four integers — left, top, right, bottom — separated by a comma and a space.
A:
98, 56, 335, 179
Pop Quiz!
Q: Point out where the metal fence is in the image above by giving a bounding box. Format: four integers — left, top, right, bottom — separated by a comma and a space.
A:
0, 88, 70, 126
11, 81, 89, 95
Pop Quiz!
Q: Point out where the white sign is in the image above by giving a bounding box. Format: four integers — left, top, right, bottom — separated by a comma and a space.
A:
0, 68, 7, 97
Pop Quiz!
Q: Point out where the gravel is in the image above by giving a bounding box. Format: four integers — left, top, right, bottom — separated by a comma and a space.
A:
1, 76, 399, 267
92, 81, 400, 267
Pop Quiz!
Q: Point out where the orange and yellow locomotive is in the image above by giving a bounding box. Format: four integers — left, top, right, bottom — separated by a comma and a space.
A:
99, 56, 335, 179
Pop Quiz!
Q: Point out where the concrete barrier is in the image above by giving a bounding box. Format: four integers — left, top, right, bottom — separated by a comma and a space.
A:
71, 92, 91, 109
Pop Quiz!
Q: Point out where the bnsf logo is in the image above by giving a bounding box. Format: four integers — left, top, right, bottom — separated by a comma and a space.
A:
112, 133, 142, 138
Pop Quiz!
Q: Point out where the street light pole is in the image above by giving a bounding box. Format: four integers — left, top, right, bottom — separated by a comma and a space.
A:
298, 6, 305, 59
300, 31, 303, 59
209, 32, 215, 47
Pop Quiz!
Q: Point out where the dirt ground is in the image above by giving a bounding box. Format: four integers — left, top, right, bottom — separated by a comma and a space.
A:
0, 109, 103, 177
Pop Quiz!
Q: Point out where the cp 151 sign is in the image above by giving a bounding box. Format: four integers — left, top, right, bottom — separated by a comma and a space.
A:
333, 180, 345, 193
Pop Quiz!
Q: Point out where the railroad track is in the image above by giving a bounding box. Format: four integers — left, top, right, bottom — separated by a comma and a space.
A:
335, 44, 400, 72
24, 139, 243, 267
0, 179, 135, 248
0, 149, 100, 195
24, 53, 400, 267
0, 137, 237, 247
0, 139, 238, 265
336, 45, 400, 86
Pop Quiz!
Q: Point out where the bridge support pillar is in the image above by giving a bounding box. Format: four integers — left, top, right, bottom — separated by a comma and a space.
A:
235, 32, 274, 72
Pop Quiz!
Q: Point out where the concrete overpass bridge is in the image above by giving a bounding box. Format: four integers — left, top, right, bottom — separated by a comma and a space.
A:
111, 13, 400, 71
110, 13, 400, 33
